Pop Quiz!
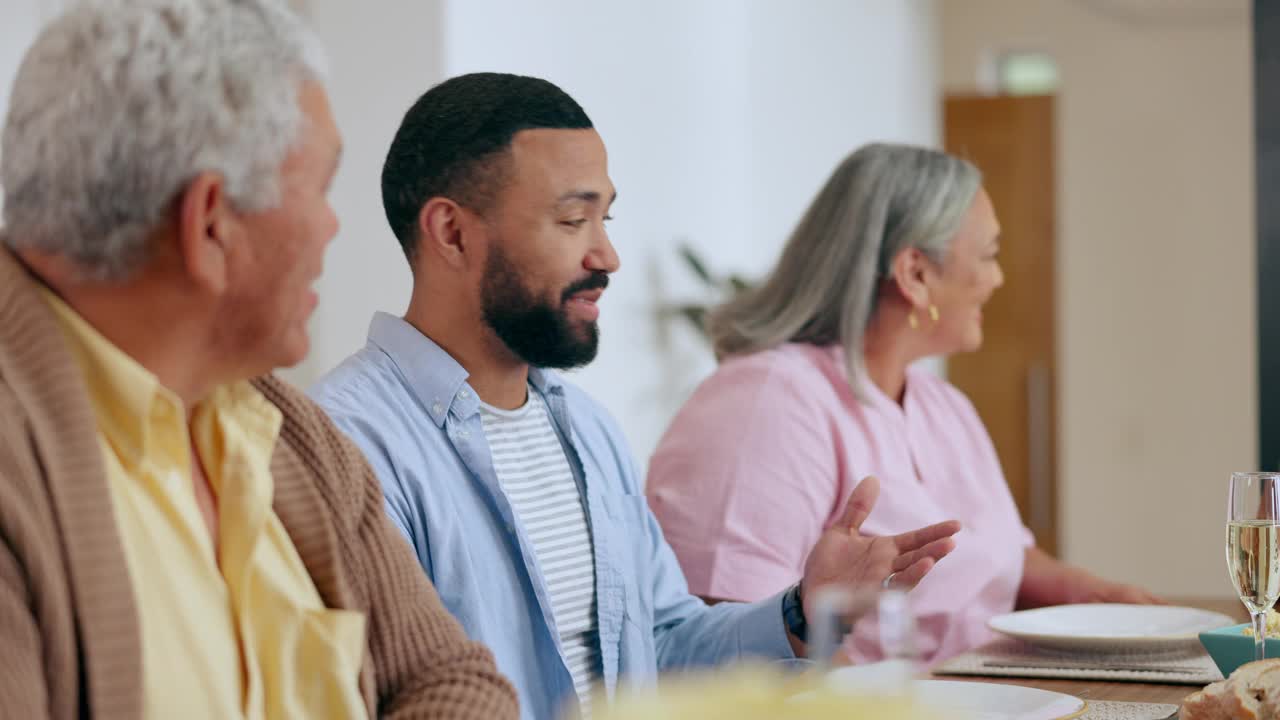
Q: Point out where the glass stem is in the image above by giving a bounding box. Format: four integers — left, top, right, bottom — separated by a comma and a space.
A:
1254, 610, 1268, 661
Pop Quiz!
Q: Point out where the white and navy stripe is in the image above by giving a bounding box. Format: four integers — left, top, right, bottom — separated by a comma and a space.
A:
480, 389, 600, 716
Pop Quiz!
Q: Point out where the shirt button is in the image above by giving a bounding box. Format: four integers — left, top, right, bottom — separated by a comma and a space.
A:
459, 389, 471, 399
458, 429, 471, 440
431, 402, 444, 415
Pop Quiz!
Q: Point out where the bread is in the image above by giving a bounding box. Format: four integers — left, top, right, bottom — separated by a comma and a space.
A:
1181, 659, 1280, 719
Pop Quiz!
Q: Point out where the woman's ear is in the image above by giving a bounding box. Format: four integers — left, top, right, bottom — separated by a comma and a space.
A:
888, 246, 933, 310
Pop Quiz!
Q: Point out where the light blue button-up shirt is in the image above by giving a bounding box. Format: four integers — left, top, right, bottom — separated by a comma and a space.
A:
310, 313, 794, 720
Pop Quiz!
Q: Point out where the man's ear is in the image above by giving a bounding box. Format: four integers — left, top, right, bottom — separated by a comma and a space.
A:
176, 171, 237, 295
417, 197, 484, 271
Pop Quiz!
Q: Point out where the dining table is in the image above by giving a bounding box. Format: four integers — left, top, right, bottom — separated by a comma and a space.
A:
929, 597, 1247, 707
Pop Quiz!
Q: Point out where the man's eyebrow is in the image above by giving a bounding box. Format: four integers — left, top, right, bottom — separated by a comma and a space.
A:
555, 190, 618, 206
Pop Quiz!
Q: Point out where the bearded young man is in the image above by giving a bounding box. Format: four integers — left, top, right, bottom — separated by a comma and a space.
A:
310, 72, 961, 720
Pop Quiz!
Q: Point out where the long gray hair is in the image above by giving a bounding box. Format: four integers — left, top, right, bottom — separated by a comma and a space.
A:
708, 143, 981, 398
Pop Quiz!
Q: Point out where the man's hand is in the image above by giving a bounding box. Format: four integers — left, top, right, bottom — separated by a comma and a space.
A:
799, 476, 960, 623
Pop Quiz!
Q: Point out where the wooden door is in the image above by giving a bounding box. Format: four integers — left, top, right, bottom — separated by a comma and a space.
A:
944, 94, 1059, 554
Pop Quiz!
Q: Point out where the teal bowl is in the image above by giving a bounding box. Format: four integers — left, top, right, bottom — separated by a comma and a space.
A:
1199, 623, 1280, 677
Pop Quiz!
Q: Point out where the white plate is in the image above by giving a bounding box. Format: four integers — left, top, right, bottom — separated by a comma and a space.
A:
988, 603, 1236, 653
913, 680, 1086, 720
824, 667, 1086, 720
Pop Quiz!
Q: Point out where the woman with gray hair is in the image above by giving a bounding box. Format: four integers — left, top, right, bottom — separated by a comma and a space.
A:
646, 143, 1160, 663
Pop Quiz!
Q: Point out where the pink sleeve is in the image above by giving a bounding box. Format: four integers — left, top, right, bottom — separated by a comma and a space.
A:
646, 355, 840, 602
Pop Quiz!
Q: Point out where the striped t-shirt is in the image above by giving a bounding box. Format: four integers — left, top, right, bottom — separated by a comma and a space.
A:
479, 388, 600, 717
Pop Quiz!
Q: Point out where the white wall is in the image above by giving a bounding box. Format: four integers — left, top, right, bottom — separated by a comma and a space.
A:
282, 0, 444, 386
2, 1, 942, 478
436, 0, 941, 469
0, 3, 39, 105
0, 0, 45, 218
940, 0, 1255, 596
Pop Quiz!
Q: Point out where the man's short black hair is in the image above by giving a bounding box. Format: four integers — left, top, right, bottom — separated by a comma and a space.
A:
381, 72, 594, 261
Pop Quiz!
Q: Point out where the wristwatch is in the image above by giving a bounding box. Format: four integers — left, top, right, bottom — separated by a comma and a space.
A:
781, 582, 807, 642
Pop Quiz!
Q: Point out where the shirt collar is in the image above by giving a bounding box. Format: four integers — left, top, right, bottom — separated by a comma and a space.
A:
43, 288, 167, 466
836, 343, 920, 418
527, 365, 563, 396
366, 312, 564, 427
42, 289, 282, 469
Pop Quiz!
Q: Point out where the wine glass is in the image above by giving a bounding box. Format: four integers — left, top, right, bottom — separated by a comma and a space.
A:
1226, 472, 1280, 661
805, 584, 917, 696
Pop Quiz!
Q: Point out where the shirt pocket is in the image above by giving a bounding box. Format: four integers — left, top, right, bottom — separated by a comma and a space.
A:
619, 603, 658, 681
272, 608, 368, 719
610, 492, 654, 571
613, 495, 657, 642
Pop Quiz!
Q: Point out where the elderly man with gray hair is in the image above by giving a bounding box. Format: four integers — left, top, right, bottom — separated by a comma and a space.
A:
0, 1, 517, 718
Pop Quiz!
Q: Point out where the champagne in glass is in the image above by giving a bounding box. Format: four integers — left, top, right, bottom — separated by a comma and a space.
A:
1227, 472, 1280, 661
1227, 522, 1280, 611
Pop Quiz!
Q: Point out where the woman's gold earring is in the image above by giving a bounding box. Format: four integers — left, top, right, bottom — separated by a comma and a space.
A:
908, 312, 919, 330
929, 304, 940, 324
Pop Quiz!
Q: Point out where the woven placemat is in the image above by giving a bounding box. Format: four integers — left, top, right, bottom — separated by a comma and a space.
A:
933, 638, 1221, 685
1082, 700, 1179, 719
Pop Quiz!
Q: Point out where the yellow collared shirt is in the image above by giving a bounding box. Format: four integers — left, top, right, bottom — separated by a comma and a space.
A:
44, 291, 366, 720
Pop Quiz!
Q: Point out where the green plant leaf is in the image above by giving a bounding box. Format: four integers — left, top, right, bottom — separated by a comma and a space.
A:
678, 244, 715, 286
676, 304, 709, 337
727, 274, 752, 293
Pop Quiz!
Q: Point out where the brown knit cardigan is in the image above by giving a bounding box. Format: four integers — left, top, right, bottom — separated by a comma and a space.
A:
0, 248, 519, 719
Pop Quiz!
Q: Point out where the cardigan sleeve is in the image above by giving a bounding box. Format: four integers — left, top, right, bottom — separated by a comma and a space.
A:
0, 411, 51, 719
255, 376, 519, 720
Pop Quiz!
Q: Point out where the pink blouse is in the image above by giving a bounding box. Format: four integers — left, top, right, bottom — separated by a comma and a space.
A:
646, 342, 1033, 663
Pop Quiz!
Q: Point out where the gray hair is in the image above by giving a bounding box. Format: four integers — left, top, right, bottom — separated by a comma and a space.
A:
1, 0, 327, 281
708, 143, 982, 398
